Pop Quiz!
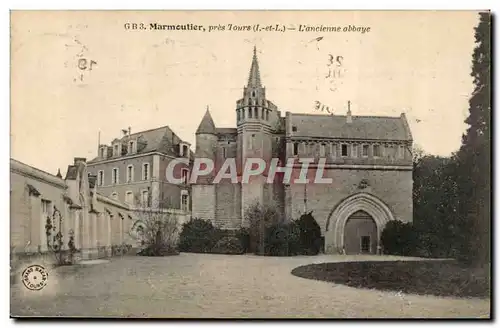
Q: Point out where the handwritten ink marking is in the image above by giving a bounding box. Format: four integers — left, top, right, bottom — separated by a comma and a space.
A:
78, 58, 97, 71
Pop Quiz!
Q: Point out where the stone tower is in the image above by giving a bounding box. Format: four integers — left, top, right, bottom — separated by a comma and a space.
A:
236, 47, 282, 223
191, 107, 218, 220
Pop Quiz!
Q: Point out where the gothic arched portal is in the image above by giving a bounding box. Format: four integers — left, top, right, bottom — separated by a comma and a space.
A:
324, 193, 395, 254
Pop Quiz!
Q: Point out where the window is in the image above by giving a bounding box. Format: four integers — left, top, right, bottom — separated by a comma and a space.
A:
97, 170, 103, 186
181, 168, 189, 184
341, 144, 348, 157
128, 141, 134, 154
237, 109, 241, 121
261, 108, 265, 119
142, 163, 149, 180
183, 145, 189, 157
398, 145, 405, 159
114, 145, 119, 156
41, 199, 52, 216
112, 168, 119, 184
248, 107, 252, 119
125, 191, 134, 204
265, 110, 269, 121
141, 190, 149, 207
247, 134, 255, 150
361, 236, 371, 253
373, 144, 381, 157
181, 193, 189, 211
319, 144, 325, 157
362, 144, 369, 157
292, 126, 297, 132
251, 91, 255, 97
127, 165, 134, 183
254, 107, 258, 118
111, 192, 118, 200
351, 144, 358, 157
293, 142, 299, 156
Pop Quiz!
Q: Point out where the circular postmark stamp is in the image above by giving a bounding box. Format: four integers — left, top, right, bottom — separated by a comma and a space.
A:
21, 265, 48, 291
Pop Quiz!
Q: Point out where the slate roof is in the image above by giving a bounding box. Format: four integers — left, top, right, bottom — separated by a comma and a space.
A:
88, 125, 194, 163
216, 128, 237, 135
196, 109, 216, 135
288, 113, 412, 141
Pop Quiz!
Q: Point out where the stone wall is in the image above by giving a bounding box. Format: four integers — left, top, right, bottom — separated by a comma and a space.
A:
288, 167, 413, 235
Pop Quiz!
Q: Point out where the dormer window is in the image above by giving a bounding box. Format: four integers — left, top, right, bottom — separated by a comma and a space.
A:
113, 144, 120, 157
179, 143, 190, 157
100, 147, 106, 158
128, 141, 135, 154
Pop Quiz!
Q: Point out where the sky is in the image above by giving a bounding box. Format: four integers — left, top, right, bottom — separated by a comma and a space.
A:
11, 10, 480, 175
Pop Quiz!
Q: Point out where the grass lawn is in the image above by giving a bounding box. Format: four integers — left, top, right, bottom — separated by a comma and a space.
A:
291, 260, 490, 298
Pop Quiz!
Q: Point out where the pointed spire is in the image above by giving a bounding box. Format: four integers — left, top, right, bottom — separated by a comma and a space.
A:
247, 46, 262, 88
196, 106, 216, 134
56, 168, 62, 178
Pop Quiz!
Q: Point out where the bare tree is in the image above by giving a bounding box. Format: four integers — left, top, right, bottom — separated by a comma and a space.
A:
130, 196, 179, 256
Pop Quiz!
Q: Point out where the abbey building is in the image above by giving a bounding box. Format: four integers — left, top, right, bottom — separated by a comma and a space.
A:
191, 47, 413, 254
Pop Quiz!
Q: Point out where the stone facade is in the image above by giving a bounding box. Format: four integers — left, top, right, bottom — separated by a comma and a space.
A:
87, 126, 192, 212
192, 47, 413, 254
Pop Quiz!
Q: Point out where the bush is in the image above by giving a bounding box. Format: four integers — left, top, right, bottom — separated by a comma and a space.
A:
295, 211, 322, 255
138, 244, 179, 257
234, 228, 250, 253
211, 236, 245, 255
178, 218, 221, 253
381, 220, 418, 256
256, 221, 301, 256
111, 243, 132, 256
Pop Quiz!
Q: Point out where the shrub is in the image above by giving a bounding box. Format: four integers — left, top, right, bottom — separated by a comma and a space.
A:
259, 221, 301, 256
234, 227, 250, 253
381, 220, 418, 256
138, 244, 179, 257
111, 243, 133, 256
211, 236, 245, 255
178, 218, 221, 253
295, 211, 322, 255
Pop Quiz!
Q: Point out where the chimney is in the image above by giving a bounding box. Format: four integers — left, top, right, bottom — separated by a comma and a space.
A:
56, 168, 62, 178
74, 157, 87, 165
346, 101, 352, 124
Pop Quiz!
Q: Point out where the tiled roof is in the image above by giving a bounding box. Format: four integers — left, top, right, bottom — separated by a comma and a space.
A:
288, 113, 411, 141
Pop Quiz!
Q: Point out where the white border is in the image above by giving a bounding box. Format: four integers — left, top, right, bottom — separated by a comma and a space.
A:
5, 1, 498, 325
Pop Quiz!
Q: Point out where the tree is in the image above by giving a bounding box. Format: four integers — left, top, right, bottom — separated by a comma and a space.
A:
131, 198, 179, 256
456, 12, 491, 265
243, 201, 282, 254
380, 220, 418, 256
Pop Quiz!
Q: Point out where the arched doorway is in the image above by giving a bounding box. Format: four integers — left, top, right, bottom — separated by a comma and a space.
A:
325, 193, 395, 254
344, 210, 377, 254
